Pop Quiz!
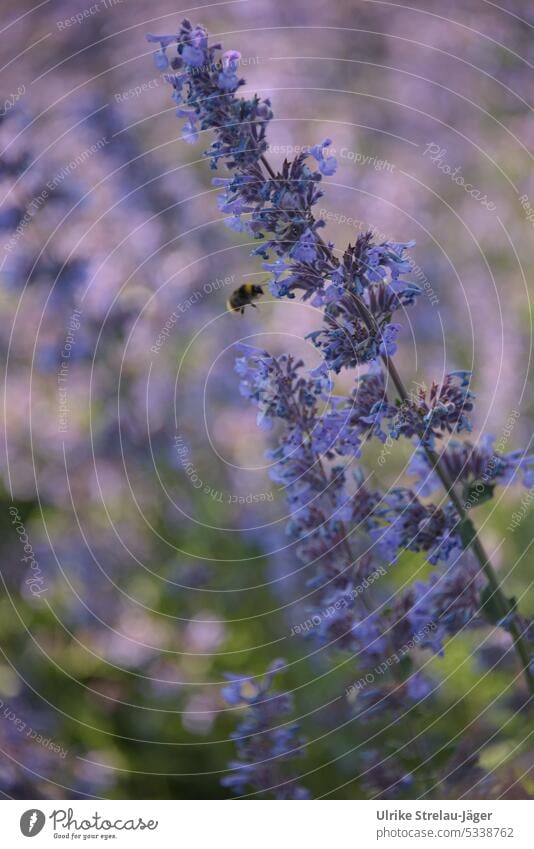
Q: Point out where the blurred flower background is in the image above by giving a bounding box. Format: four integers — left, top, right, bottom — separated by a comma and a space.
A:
0, 0, 533, 798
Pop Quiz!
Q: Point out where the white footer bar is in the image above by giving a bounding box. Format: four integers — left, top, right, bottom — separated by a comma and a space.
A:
2, 799, 532, 847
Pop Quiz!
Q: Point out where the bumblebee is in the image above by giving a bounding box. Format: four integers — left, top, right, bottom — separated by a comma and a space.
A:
226, 283, 263, 314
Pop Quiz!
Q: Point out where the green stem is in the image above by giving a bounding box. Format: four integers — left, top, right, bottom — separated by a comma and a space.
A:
384, 357, 534, 697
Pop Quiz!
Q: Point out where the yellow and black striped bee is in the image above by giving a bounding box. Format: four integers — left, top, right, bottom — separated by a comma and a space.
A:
226, 283, 263, 315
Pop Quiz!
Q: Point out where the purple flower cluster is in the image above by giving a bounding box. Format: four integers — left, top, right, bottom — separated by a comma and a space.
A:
148, 21, 272, 167
308, 294, 401, 370
409, 434, 534, 497
236, 346, 469, 676
373, 488, 462, 566
408, 562, 486, 656
148, 25, 422, 368
389, 372, 474, 447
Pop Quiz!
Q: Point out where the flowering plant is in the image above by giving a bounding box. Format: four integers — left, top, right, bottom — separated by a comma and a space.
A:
149, 19, 534, 799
